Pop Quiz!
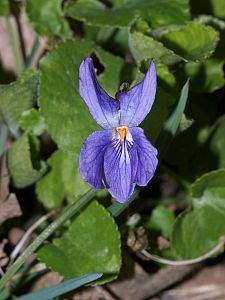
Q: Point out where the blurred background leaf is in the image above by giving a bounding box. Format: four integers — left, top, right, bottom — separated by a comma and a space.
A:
8, 134, 46, 188
26, 0, 72, 37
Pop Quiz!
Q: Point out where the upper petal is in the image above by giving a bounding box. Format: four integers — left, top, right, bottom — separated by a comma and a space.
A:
130, 127, 158, 186
79, 58, 119, 129
118, 60, 157, 127
104, 139, 137, 203
79, 130, 111, 189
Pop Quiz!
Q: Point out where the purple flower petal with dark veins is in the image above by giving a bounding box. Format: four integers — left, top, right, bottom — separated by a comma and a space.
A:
118, 60, 156, 127
79, 58, 119, 129
130, 127, 158, 186
79, 58, 158, 203
104, 139, 138, 203
80, 130, 112, 189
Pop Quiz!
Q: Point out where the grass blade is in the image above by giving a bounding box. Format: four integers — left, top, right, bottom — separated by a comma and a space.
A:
156, 79, 189, 158
16, 273, 102, 300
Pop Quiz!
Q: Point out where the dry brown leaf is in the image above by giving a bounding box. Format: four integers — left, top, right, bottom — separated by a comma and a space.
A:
0, 155, 22, 225
0, 239, 9, 268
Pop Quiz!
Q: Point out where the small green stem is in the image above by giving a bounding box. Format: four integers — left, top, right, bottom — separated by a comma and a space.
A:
6, 17, 23, 75
0, 125, 8, 157
24, 37, 40, 71
0, 189, 96, 290
108, 189, 140, 217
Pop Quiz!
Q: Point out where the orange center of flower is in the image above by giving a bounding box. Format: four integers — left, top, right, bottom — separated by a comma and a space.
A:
116, 126, 128, 141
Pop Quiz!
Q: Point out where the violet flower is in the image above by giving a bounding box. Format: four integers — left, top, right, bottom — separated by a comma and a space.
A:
79, 58, 158, 203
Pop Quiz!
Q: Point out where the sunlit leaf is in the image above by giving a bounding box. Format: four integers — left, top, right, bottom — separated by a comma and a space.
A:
26, 0, 72, 37
65, 0, 190, 29
19, 108, 46, 136
129, 31, 181, 65
161, 21, 219, 62
37, 200, 121, 284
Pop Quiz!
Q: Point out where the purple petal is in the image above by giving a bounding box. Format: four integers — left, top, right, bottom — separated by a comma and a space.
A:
79, 130, 111, 189
79, 58, 119, 129
130, 127, 158, 186
104, 140, 137, 203
118, 60, 157, 127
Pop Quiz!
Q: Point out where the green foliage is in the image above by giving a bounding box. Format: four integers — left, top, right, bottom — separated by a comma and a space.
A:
156, 80, 189, 158
207, 117, 225, 168
26, 0, 72, 37
8, 134, 47, 188
172, 169, 225, 258
185, 59, 225, 93
39, 39, 124, 153
191, 0, 225, 19
129, 31, 181, 65
19, 108, 46, 136
0, 0, 9, 16
1, 0, 225, 290
160, 22, 219, 62
0, 71, 39, 136
65, 0, 190, 28
36, 150, 90, 208
37, 201, 121, 284
16, 273, 102, 300
145, 206, 176, 238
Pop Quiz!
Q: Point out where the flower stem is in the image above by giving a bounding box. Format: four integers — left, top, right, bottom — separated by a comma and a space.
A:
24, 36, 40, 71
140, 236, 225, 266
6, 17, 23, 75
0, 189, 96, 290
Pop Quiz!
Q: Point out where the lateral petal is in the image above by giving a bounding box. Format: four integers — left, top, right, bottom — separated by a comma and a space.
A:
118, 60, 157, 127
104, 140, 137, 203
79, 130, 112, 189
79, 58, 119, 129
130, 127, 158, 186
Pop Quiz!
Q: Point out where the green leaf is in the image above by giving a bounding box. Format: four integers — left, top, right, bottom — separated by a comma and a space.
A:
161, 21, 219, 62
0, 125, 8, 157
185, 59, 225, 93
36, 150, 90, 208
0, 0, 9, 16
37, 200, 121, 284
19, 108, 46, 136
39, 39, 124, 152
144, 206, 176, 238
65, 0, 190, 29
172, 169, 225, 258
206, 116, 225, 169
129, 31, 181, 65
16, 273, 102, 300
190, 0, 225, 20
142, 86, 176, 143
156, 79, 189, 158
8, 134, 47, 188
0, 70, 39, 136
26, 0, 72, 37
210, 0, 225, 19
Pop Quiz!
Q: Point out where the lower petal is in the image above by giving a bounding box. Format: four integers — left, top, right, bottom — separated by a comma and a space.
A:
130, 127, 158, 186
79, 130, 111, 189
104, 140, 137, 203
